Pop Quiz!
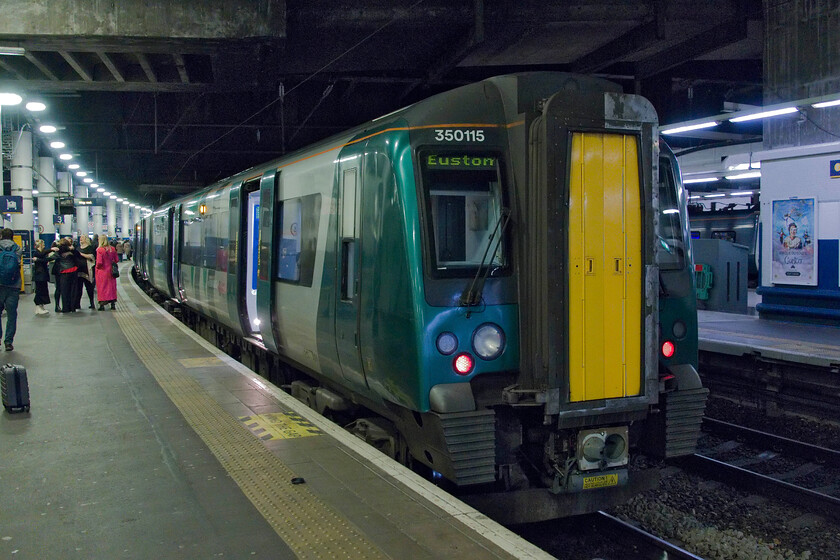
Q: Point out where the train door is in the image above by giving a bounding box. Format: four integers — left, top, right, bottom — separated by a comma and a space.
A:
172, 204, 184, 301
568, 132, 643, 402
139, 219, 147, 279
244, 189, 261, 334
165, 207, 177, 298
334, 151, 367, 388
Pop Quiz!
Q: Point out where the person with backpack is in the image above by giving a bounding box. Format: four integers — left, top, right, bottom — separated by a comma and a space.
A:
0, 228, 22, 351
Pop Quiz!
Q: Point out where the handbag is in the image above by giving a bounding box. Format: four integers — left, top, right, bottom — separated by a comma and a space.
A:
111, 261, 120, 278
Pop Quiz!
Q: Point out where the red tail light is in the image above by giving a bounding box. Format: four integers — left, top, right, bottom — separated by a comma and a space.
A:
661, 340, 675, 358
453, 353, 475, 375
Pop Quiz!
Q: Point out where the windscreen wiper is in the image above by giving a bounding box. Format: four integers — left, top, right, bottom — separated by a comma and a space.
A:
459, 208, 511, 316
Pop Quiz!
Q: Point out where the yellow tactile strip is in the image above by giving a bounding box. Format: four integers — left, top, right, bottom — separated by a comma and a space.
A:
241, 412, 324, 440
113, 299, 388, 559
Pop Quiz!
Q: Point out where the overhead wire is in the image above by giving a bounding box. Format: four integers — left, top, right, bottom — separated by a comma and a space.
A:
170, 0, 425, 184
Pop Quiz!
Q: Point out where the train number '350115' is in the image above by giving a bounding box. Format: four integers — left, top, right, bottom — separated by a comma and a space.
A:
434, 129, 485, 142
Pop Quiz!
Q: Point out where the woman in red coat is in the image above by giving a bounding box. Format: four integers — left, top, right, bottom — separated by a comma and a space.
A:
95, 236, 119, 310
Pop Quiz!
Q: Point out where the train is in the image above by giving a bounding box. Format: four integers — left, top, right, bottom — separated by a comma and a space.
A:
688, 204, 760, 287
132, 72, 707, 524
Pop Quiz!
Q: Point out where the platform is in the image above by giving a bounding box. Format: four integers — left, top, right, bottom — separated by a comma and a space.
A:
698, 309, 840, 368
0, 264, 551, 560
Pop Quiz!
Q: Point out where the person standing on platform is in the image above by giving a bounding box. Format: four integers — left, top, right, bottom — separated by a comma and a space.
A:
75, 235, 96, 310
115, 238, 124, 262
31, 239, 51, 315
51, 238, 79, 313
95, 236, 119, 310
49, 241, 60, 311
0, 228, 21, 351
123, 239, 131, 261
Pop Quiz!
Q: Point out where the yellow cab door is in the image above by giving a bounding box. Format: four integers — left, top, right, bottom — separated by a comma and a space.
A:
568, 133, 642, 402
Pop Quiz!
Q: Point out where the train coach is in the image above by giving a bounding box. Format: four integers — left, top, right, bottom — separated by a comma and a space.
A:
132, 72, 707, 524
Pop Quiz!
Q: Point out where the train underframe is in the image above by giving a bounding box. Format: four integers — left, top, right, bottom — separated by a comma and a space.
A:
137, 272, 706, 524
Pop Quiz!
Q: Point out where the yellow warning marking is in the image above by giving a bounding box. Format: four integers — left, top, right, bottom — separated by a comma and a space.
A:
240, 413, 324, 440
112, 298, 386, 559
179, 357, 224, 368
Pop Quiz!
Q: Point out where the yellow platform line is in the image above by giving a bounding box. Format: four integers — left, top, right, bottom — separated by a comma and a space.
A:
112, 298, 388, 559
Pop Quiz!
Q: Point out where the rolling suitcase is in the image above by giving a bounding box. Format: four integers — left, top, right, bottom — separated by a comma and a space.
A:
1, 363, 30, 413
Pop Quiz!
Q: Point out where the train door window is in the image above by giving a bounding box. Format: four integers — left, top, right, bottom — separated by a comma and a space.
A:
341, 168, 359, 301
276, 194, 321, 287
420, 152, 507, 276
246, 191, 260, 332
657, 159, 686, 270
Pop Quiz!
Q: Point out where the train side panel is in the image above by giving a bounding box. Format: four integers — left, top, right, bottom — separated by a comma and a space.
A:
179, 184, 239, 330
269, 147, 342, 378
147, 209, 172, 296
355, 132, 422, 407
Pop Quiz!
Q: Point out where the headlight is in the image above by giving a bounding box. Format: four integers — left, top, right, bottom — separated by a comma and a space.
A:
472, 323, 505, 360
436, 332, 458, 355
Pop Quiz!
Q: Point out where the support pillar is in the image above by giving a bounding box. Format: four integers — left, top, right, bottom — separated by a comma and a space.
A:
75, 184, 89, 237
120, 202, 131, 239
57, 172, 73, 237
37, 157, 56, 242
92, 201, 104, 238
106, 198, 117, 237
10, 130, 33, 233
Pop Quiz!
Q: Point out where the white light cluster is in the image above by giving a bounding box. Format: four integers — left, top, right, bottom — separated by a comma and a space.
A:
0, 92, 145, 216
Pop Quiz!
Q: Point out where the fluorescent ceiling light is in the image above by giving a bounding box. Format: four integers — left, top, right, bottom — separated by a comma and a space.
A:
32, 190, 39, 195
727, 163, 750, 171
25, 101, 46, 112
688, 195, 702, 200
683, 177, 719, 184
663, 208, 679, 214
122, 201, 130, 205
103, 191, 111, 196
50, 141, 65, 149
39, 124, 57, 133
730, 191, 754, 196
59, 153, 73, 160
90, 183, 98, 188
68, 163, 79, 169
83, 178, 93, 183
109, 195, 117, 199
704, 193, 726, 198
661, 121, 718, 135
117, 198, 124, 202
725, 171, 761, 180
0, 47, 25, 56
97, 188, 105, 193
813, 99, 840, 108
76, 171, 87, 177
0, 93, 22, 106
730, 107, 798, 122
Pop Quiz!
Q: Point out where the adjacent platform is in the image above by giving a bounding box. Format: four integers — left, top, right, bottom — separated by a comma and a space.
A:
0, 265, 551, 560
698, 309, 840, 368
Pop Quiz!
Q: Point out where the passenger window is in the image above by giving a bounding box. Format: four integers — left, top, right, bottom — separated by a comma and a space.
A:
276, 194, 321, 287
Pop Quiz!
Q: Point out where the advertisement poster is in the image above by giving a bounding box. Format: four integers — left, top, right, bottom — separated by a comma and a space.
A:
771, 198, 817, 285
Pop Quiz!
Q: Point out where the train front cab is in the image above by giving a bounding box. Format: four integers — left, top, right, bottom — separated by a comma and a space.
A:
632, 143, 709, 459
463, 87, 707, 521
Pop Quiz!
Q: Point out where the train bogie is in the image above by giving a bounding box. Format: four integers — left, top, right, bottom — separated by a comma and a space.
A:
132, 72, 707, 523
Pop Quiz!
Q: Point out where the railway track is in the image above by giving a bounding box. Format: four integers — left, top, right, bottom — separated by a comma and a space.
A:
680, 417, 840, 523
593, 511, 705, 559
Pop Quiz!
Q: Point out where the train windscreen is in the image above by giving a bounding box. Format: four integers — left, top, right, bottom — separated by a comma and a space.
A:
420, 152, 507, 277
657, 159, 686, 270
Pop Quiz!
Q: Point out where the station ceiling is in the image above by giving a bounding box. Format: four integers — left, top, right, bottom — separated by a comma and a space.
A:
0, 0, 765, 207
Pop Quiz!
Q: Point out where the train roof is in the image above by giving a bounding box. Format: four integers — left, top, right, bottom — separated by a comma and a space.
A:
150, 72, 637, 212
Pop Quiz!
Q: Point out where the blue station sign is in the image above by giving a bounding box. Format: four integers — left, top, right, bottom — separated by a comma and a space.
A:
0, 196, 23, 213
